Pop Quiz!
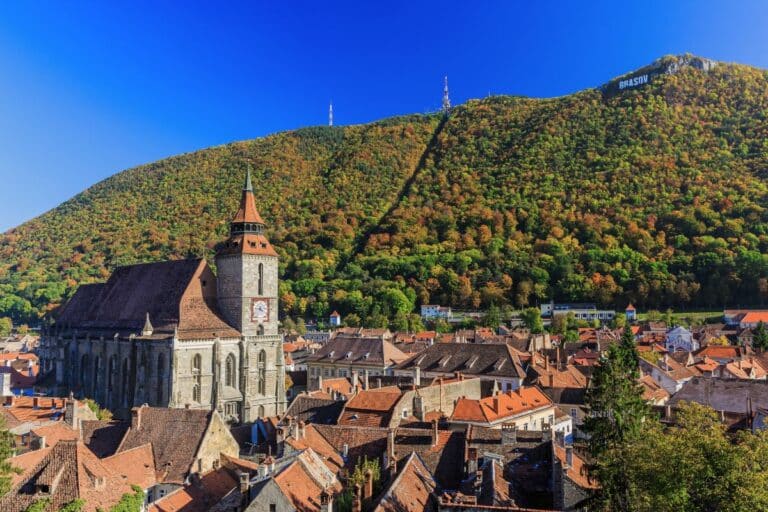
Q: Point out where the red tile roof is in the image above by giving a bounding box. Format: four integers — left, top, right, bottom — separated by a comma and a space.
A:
451, 387, 553, 424
372, 452, 436, 512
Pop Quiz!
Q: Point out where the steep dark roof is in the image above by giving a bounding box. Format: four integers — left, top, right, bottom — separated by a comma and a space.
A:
81, 419, 129, 458
542, 387, 587, 406
311, 424, 464, 489
308, 335, 407, 367
283, 395, 344, 425
117, 406, 213, 484
396, 343, 525, 379
57, 259, 239, 338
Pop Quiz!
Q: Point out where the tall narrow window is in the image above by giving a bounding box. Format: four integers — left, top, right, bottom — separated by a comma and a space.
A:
107, 356, 115, 392
92, 356, 100, 392
192, 353, 202, 403
225, 354, 236, 387
258, 350, 266, 395
258, 263, 264, 295
80, 354, 90, 386
121, 359, 129, 405
156, 353, 166, 404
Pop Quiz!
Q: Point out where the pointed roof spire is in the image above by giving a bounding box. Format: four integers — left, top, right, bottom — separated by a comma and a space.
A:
244, 168, 253, 192
142, 312, 154, 336
231, 169, 265, 225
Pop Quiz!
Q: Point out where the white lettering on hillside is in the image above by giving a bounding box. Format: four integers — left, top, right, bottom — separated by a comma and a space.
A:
618, 74, 649, 90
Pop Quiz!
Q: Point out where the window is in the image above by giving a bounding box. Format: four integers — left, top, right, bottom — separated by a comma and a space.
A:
570, 408, 578, 419
193, 384, 201, 403
225, 354, 236, 387
80, 354, 90, 386
92, 356, 100, 391
257, 324, 265, 335
121, 359, 130, 405
157, 353, 166, 404
258, 263, 264, 295
192, 354, 202, 374
107, 356, 115, 392
258, 405, 265, 418
258, 350, 267, 395
270, 504, 276, 512
402, 409, 409, 418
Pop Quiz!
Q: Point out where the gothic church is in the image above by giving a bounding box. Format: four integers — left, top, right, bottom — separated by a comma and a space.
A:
39, 171, 286, 422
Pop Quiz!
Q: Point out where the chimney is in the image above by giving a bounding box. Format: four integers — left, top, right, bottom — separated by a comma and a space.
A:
387, 428, 396, 467
258, 464, 269, 478
501, 423, 516, 446
131, 406, 144, 430
414, 366, 421, 387
64, 398, 79, 430
352, 484, 362, 512
32, 396, 39, 409
493, 396, 500, 414
352, 370, 360, 389
376, 377, 382, 389
544, 355, 549, 370
320, 489, 333, 512
363, 370, 370, 390
467, 447, 478, 475
431, 419, 439, 448
364, 469, 374, 499
342, 443, 349, 459
317, 374, 324, 393
292, 421, 300, 440
297, 421, 305, 440
238, 470, 250, 495
37, 435, 46, 449
565, 446, 573, 468
664, 404, 672, 420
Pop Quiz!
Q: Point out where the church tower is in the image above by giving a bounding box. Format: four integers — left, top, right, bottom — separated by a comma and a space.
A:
216, 170, 279, 337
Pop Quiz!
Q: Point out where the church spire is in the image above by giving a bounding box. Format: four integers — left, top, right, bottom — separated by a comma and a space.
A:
244, 168, 253, 192
230, 169, 265, 234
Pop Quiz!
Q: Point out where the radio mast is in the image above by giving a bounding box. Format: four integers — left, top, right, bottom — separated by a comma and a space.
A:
442, 76, 451, 113
329, 101, 333, 127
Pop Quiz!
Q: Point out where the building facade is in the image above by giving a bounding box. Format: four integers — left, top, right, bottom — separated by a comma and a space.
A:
38, 171, 286, 422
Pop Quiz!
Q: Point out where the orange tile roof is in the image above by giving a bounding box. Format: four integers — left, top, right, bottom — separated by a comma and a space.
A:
3, 396, 67, 424
102, 443, 157, 490
372, 452, 436, 512
273, 456, 342, 512
450, 387, 553, 424
343, 387, 402, 412
149, 466, 238, 512
697, 346, 740, 360
31, 422, 79, 447
285, 425, 345, 474
8, 447, 51, 487
0, 353, 38, 362
741, 312, 768, 324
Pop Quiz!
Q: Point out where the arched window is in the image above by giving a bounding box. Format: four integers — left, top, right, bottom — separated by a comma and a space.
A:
192, 354, 202, 374
80, 354, 90, 386
92, 356, 101, 392
258, 263, 264, 295
257, 405, 265, 418
108, 356, 116, 392
225, 354, 236, 387
121, 358, 130, 404
257, 324, 265, 336
192, 353, 202, 404
258, 350, 266, 395
156, 353, 166, 405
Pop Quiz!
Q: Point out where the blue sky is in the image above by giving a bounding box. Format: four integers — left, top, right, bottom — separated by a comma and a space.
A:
1, 1, 767, 231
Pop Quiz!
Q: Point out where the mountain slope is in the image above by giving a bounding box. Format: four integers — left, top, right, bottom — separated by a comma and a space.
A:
3, 55, 768, 325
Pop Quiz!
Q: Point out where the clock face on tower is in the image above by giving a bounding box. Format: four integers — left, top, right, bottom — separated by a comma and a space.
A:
251, 298, 269, 322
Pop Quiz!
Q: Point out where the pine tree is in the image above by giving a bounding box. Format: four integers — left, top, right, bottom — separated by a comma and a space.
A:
753, 321, 768, 351
584, 323, 649, 511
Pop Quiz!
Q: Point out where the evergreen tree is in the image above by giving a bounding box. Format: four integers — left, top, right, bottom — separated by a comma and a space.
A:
753, 321, 768, 351
584, 323, 649, 511
520, 307, 544, 334
0, 416, 15, 496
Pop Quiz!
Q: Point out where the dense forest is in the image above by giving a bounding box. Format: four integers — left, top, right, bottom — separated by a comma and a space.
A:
3, 55, 768, 327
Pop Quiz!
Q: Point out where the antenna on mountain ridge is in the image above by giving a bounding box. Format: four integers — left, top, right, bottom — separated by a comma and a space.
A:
442, 76, 451, 113
329, 101, 333, 127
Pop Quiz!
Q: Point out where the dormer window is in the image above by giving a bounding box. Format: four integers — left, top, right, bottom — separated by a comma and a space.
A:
329, 351, 335, 358
346, 351, 353, 359
364, 352, 370, 359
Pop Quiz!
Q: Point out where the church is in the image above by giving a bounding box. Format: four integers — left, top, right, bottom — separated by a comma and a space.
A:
38, 171, 286, 422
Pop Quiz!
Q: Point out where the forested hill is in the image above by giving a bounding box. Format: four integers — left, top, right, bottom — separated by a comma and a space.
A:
4, 54, 768, 326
